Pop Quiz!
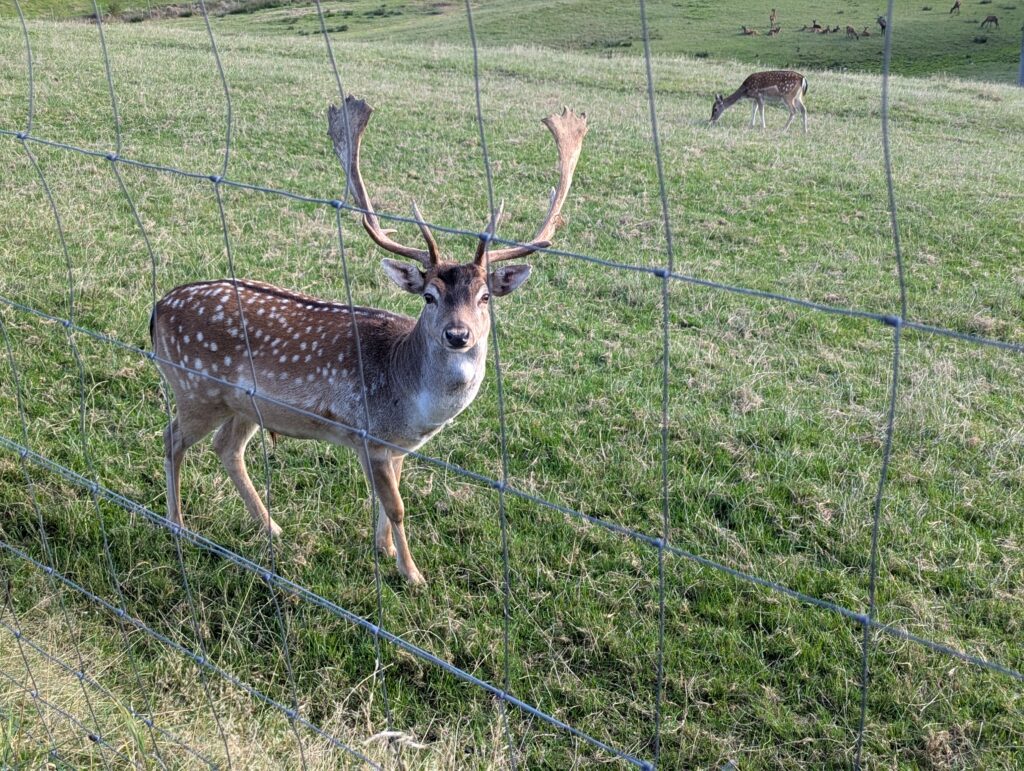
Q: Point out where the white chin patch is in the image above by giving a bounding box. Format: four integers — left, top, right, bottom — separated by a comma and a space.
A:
452, 355, 476, 385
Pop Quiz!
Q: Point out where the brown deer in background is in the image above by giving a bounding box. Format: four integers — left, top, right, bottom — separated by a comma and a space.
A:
711, 70, 809, 132
950, 0, 961, 15
151, 96, 588, 585
846, 25, 859, 39
980, 15, 999, 28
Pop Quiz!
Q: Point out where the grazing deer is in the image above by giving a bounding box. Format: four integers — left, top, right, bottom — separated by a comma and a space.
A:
767, 25, 781, 36
150, 97, 588, 585
741, 25, 759, 35
846, 25, 859, 38
980, 15, 998, 28
949, 0, 960, 15
710, 70, 809, 133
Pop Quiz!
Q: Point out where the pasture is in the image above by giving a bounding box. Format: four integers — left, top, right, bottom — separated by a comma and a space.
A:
4, 0, 1023, 83
1, 4, 1023, 769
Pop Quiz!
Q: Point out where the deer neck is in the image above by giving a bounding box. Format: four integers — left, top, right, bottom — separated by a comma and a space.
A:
724, 88, 748, 107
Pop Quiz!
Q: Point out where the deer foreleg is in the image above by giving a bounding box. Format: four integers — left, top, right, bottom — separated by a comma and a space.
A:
362, 449, 423, 585
749, 100, 758, 127
213, 415, 283, 537
374, 454, 404, 558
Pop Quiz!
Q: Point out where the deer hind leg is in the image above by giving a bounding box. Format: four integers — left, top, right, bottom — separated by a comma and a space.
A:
374, 454, 404, 558
164, 406, 229, 530
212, 415, 283, 538
759, 97, 768, 129
749, 100, 759, 127
782, 100, 797, 132
361, 448, 423, 585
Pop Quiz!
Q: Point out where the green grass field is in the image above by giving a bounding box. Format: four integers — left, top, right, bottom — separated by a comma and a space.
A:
1, 5, 1024, 770
6, 0, 1024, 83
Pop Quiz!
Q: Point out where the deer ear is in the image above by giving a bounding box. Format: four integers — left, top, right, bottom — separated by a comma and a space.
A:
381, 259, 425, 294
489, 264, 532, 297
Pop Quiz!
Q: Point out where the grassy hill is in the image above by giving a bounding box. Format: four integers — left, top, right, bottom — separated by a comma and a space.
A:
1, 10, 1024, 771
5, 0, 1024, 83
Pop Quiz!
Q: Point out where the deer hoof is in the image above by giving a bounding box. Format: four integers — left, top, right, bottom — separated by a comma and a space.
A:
404, 568, 426, 587
377, 541, 397, 558
267, 520, 283, 538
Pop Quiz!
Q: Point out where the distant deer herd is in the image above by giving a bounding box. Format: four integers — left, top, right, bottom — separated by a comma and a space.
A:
743, 3, 1002, 41
150, 1, 1009, 583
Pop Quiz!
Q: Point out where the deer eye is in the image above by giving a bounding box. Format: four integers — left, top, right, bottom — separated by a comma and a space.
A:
423, 293, 436, 305
479, 293, 490, 305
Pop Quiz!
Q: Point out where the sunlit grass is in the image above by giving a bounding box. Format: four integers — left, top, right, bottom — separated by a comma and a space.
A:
1, 15, 1022, 770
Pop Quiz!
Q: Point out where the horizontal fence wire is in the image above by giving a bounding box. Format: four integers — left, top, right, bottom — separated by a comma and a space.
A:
0, 616, 220, 769
1, 1, 1022, 768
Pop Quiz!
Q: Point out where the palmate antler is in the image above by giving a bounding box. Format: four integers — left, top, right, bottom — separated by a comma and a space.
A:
327, 95, 588, 268
328, 97, 439, 268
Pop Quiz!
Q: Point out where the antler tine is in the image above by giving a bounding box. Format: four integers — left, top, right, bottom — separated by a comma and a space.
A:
410, 201, 441, 266
474, 199, 505, 264
327, 96, 433, 268
483, 107, 589, 264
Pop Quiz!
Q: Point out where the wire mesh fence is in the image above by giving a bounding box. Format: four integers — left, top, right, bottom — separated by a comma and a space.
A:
1, 0, 1022, 768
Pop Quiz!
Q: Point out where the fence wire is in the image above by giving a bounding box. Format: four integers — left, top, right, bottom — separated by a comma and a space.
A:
1, 1, 1022, 769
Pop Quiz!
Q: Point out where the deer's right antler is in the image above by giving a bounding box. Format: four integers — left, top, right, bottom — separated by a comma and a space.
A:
328, 96, 439, 268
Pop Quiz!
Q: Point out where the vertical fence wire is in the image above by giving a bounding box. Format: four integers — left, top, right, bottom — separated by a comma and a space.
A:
86, 6, 169, 766
854, 1, 908, 765
99, 26, 237, 765
16, 129, 122, 771
195, 2, 307, 764
463, 0, 518, 765
637, 0, 675, 764
313, 2, 398, 758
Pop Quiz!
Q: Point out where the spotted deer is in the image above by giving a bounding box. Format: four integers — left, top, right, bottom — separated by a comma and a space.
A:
710, 70, 809, 133
150, 96, 588, 585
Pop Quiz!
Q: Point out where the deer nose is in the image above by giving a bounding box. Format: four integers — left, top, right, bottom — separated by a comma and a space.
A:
443, 326, 471, 349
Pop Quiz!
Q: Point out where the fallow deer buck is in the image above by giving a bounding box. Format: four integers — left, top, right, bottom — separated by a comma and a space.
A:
150, 96, 588, 585
710, 70, 809, 133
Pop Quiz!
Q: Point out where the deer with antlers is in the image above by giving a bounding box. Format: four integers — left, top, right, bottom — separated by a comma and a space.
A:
150, 96, 588, 585
710, 70, 809, 133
